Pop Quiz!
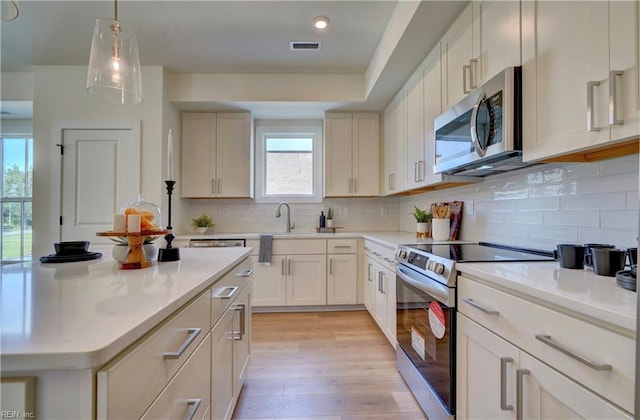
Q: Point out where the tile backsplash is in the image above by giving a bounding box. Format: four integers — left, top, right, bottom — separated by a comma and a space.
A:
400, 154, 639, 250
181, 154, 638, 251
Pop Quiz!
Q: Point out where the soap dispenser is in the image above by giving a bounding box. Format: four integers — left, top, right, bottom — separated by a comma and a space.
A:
319, 211, 326, 228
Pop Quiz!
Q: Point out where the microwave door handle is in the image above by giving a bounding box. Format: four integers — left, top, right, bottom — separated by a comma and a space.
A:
470, 93, 487, 157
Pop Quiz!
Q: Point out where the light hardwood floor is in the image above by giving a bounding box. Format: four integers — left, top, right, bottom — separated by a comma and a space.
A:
232, 311, 427, 420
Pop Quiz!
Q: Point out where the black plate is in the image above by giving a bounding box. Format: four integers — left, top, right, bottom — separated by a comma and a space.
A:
39, 252, 102, 263
615, 270, 637, 292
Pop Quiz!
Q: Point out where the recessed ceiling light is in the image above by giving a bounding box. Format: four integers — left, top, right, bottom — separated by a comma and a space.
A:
313, 16, 329, 30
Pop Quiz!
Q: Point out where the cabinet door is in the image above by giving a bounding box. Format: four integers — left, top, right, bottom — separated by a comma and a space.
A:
457, 315, 519, 420
181, 113, 216, 197
609, 0, 640, 142
422, 46, 444, 186
363, 255, 376, 313
286, 254, 327, 305
382, 266, 396, 346
324, 113, 353, 196
523, 1, 610, 162
141, 334, 211, 420
373, 267, 387, 329
211, 308, 234, 420
382, 91, 404, 195
473, 0, 521, 85
250, 255, 286, 306
233, 283, 251, 397
327, 254, 357, 305
352, 112, 380, 196
405, 70, 425, 189
441, 3, 474, 109
520, 352, 632, 419
216, 113, 253, 198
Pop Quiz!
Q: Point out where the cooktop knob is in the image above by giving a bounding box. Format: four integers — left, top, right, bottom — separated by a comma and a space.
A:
433, 262, 445, 275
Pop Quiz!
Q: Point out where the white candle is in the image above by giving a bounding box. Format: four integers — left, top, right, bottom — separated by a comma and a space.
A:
127, 214, 141, 233
113, 214, 126, 232
167, 129, 174, 181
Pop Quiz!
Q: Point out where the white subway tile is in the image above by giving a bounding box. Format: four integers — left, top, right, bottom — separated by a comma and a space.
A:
561, 193, 627, 211
505, 211, 544, 225
527, 226, 579, 242
578, 228, 638, 248
543, 211, 599, 227
627, 192, 640, 210
528, 181, 578, 198
516, 197, 560, 211
599, 154, 639, 176
577, 173, 638, 194
600, 210, 639, 230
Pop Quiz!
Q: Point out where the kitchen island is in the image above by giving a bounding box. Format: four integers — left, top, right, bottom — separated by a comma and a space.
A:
1, 246, 252, 419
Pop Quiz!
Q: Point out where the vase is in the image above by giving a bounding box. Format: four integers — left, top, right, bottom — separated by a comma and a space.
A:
112, 243, 158, 263
432, 218, 450, 241
326, 219, 334, 228
416, 222, 429, 239
195, 227, 207, 234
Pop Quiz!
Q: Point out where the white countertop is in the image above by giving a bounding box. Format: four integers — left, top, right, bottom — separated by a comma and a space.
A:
0, 246, 251, 372
458, 261, 637, 333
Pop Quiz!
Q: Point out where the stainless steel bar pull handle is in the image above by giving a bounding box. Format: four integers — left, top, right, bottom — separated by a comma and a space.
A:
469, 59, 479, 89
288, 258, 292, 275
535, 334, 612, 371
380, 272, 386, 294
500, 357, 514, 411
329, 258, 333, 275
609, 70, 624, 125
587, 81, 601, 132
236, 269, 253, 277
211, 179, 216, 194
418, 160, 425, 182
516, 368, 530, 420
463, 64, 471, 94
335, 245, 352, 249
414, 161, 419, 182
368, 263, 373, 281
281, 258, 285, 276
163, 328, 202, 359
462, 298, 499, 315
215, 286, 239, 299
217, 178, 221, 195
233, 304, 246, 339
185, 398, 202, 420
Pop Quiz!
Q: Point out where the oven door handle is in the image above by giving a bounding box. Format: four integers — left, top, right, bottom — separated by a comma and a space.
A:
396, 265, 454, 307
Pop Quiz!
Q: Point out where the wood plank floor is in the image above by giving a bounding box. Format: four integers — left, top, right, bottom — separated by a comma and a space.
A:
232, 311, 427, 420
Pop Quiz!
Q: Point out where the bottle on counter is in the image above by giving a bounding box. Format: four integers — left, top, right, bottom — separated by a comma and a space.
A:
319, 211, 326, 228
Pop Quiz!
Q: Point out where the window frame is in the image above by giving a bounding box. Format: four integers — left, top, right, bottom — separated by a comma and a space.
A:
254, 120, 323, 204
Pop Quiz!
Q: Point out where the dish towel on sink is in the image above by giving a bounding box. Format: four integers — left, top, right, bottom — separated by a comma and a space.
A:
259, 234, 273, 265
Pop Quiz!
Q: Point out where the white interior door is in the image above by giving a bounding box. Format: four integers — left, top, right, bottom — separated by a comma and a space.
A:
61, 128, 140, 244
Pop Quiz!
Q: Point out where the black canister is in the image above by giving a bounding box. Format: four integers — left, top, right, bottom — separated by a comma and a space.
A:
319, 211, 326, 228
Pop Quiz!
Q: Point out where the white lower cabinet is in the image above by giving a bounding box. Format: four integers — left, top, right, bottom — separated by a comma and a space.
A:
211, 305, 234, 420
363, 241, 397, 347
141, 334, 211, 420
250, 255, 287, 306
457, 273, 634, 419
327, 239, 358, 305
287, 254, 327, 305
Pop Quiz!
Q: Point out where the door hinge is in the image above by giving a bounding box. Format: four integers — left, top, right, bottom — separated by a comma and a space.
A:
59, 216, 63, 225
56, 144, 64, 155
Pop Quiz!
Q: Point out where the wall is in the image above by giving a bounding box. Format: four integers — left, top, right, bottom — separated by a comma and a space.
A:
31, 65, 166, 257
179, 154, 638, 252
400, 154, 639, 250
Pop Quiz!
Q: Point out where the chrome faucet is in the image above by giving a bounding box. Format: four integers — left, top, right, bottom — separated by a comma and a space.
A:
275, 202, 295, 233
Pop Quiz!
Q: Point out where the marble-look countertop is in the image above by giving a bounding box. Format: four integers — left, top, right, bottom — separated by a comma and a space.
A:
458, 261, 637, 333
0, 247, 251, 372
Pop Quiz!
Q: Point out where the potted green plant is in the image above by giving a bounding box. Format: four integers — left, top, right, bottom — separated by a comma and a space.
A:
326, 207, 334, 228
410, 206, 432, 238
191, 214, 215, 234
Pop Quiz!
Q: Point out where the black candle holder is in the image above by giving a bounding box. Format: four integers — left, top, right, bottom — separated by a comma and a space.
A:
158, 180, 180, 262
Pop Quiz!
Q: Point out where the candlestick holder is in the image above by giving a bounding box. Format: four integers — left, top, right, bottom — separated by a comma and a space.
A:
158, 180, 180, 262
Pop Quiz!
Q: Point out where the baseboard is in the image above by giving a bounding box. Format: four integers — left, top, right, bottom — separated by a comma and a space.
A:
251, 304, 366, 313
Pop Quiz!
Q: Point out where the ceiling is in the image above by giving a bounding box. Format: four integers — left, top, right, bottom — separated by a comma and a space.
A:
0, 0, 467, 119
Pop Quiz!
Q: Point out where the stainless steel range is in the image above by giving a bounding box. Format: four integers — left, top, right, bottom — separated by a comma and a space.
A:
394, 242, 554, 420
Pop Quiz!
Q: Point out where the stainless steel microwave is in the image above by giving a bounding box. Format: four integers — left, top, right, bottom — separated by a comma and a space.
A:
434, 66, 529, 177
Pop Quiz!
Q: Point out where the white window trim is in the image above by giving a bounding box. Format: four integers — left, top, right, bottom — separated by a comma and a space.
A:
255, 120, 323, 204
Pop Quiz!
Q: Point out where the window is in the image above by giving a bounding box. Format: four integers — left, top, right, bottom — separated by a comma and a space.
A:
255, 122, 323, 203
1, 137, 33, 262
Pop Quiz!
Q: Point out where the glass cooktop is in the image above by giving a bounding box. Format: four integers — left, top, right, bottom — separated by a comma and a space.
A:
404, 242, 555, 262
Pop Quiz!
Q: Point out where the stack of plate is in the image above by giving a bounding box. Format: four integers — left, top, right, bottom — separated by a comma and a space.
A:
40, 241, 102, 263
615, 264, 637, 292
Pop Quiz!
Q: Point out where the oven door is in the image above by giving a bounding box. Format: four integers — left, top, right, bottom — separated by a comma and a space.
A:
396, 264, 455, 418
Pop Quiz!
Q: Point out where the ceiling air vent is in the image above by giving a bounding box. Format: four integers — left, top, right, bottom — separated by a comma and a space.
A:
289, 41, 322, 51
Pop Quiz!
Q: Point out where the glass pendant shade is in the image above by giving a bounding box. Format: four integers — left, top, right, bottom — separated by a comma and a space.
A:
86, 18, 143, 104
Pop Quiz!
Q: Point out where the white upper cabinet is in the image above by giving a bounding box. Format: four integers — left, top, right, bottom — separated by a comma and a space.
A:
181, 112, 253, 198
522, 0, 639, 162
382, 91, 405, 195
441, 1, 522, 111
324, 112, 379, 197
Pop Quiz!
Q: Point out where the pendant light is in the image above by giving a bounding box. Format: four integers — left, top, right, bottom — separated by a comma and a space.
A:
86, 0, 143, 104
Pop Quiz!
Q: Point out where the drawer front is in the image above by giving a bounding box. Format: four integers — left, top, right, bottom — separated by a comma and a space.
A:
458, 276, 635, 412
327, 239, 357, 254
362, 240, 373, 257
211, 258, 252, 327
141, 333, 211, 420
97, 291, 210, 420
371, 242, 396, 271
272, 239, 326, 255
